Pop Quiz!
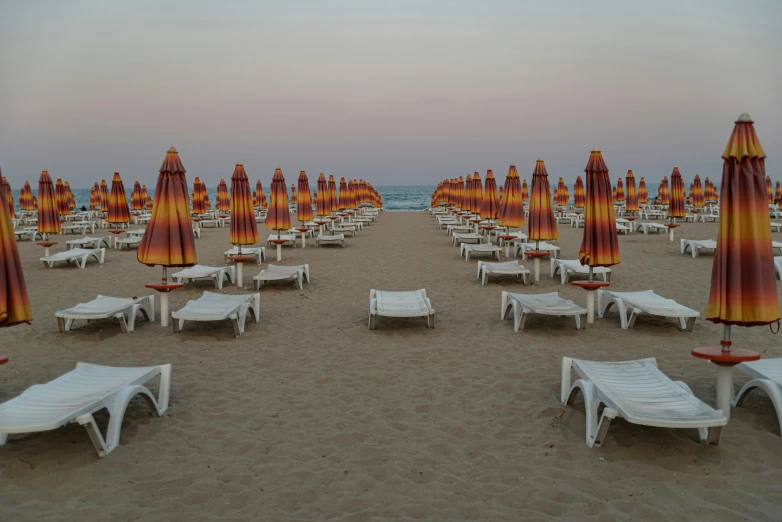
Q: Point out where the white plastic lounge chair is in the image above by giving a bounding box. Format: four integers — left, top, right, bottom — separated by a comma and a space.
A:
330, 227, 356, 237
14, 228, 42, 241
224, 246, 266, 264
775, 256, 782, 280
680, 239, 717, 258
561, 357, 727, 447
550, 259, 611, 285
65, 236, 111, 250
633, 222, 668, 234
266, 234, 297, 246
597, 289, 699, 331
772, 241, 782, 255
171, 291, 260, 337
733, 359, 782, 436
368, 289, 434, 330
452, 233, 483, 246
0, 363, 171, 457
173, 265, 235, 289
477, 260, 529, 286
515, 241, 560, 259
316, 234, 345, 247
56, 295, 155, 333
115, 236, 143, 250
61, 222, 96, 234
461, 243, 501, 261
501, 291, 587, 332
253, 264, 310, 290
126, 229, 146, 237
41, 248, 106, 269
771, 222, 782, 233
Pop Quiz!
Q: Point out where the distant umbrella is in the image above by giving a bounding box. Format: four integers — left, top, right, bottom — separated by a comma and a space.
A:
659, 177, 670, 205
216, 178, 230, 211
579, 147, 620, 269
290, 183, 298, 207
21, 181, 35, 211
229, 163, 259, 247
65, 182, 75, 211
481, 170, 500, 220
266, 168, 291, 235
557, 177, 569, 206
89, 182, 100, 210
99, 179, 109, 211
202, 180, 211, 210
191, 176, 206, 214
37, 170, 61, 236
574, 175, 585, 209
338, 177, 348, 210
776, 181, 782, 202
297, 171, 314, 222
766, 176, 774, 204
0, 185, 32, 327
615, 177, 625, 202
327, 175, 337, 212
528, 159, 558, 244
625, 170, 639, 213
692, 174, 705, 208
498, 164, 524, 228
638, 177, 649, 204
143, 185, 153, 210
108, 171, 131, 226
668, 167, 686, 220
521, 179, 529, 203
316, 174, 330, 216
55, 178, 70, 216
0, 175, 12, 217
131, 181, 144, 211
464, 174, 473, 214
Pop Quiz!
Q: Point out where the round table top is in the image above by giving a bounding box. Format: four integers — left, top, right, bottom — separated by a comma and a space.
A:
227, 255, 254, 263
526, 250, 551, 258
108, 229, 126, 235
192, 217, 202, 222
665, 223, 681, 229
144, 282, 185, 293
36, 241, 58, 247
625, 217, 637, 221
691, 346, 760, 365
314, 220, 329, 225
470, 219, 482, 223
481, 225, 497, 230
295, 227, 311, 232
572, 280, 611, 290
328, 216, 340, 219
268, 238, 289, 245
497, 235, 518, 240
0, 354, 8, 365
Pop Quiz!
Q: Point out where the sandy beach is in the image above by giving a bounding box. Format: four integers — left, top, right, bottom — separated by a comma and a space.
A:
2, 211, 782, 521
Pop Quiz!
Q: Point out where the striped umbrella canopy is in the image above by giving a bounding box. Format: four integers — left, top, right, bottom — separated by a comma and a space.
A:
55, 178, 70, 216
21, 181, 35, 211
290, 183, 298, 207
431, 182, 442, 207
143, 185, 153, 210
66, 182, 76, 210
574, 175, 586, 208
350, 179, 360, 208
297, 171, 314, 223
625, 170, 639, 212
328, 175, 337, 212
253, 180, 261, 207
0, 175, 12, 217
464, 174, 473, 214
766, 176, 774, 204
258, 181, 268, 208
202, 180, 211, 209
338, 177, 348, 210
316, 173, 330, 216
89, 182, 100, 210
668, 167, 686, 220
554, 187, 560, 207
137, 147, 198, 270
692, 174, 705, 207
358, 179, 368, 205
471, 172, 483, 214
191, 177, 206, 214
498, 164, 524, 228
521, 179, 529, 203
266, 168, 291, 234
108, 171, 131, 225
557, 177, 568, 206
776, 181, 782, 202
0, 185, 32, 327
456, 176, 466, 209
706, 113, 779, 328
481, 170, 500, 220
579, 147, 620, 269
37, 170, 61, 235
131, 181, 144, 211
99, 179, 109, 211
658, 177, 669, 205
528, 159, 558, 243
229, 163, 259, 247
216, 178, 230, 211
615, 177, 625, 202
612, 186, 616, 201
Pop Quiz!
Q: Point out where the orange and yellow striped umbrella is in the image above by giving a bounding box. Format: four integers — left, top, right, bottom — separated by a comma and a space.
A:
358, 179, 368, 205
258, 181, 268, 208
521, 179, 529, 203
37, 170, 61, 235
574, 175, 585, 208
625, 170, 639, 213
55, 178, 70, 216
668, 167, 686, 220
554, 186, 560, 207
528, 159, 558, 242
706, 113, 780, 327
131, 181, 144, 211
464, 174, 473, 214
297, 170, 314, 223
455, 176, 464, 209
89, 182, 100, 210
191, 177, 206, 214
692, 174, 705, 208
338, 177, 348, 210
350, 179, 359, 208
776, 181, 782, 202
328, 175, 337, 212
137, 147, 198, 268
481, 170, 500, 220
612, 185, 616, 201
0, 185, 32, 327
201, 180, 211, 210
143, 185, 153, 210
557, 177, 568, 207
615, 177, 625, 202
108, 171, 131, 225
498, 164, 524, 228
290, 183, 298, 207
1, 175, 13, 219
21, 181, 35, 211
216, 178, 230, 211
766, 176, 774, 204
266, 167, 291, 233
638, 177, 649, 204
579, 148, 620, 268
472, 172, 483, 214
229, 163, 259, 246
316, 173, 331, 216
99, 179, 109, 211
65, 182, 75, 211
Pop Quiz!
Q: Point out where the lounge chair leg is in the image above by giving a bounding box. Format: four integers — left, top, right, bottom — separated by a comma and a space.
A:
0, 434, 7, 447
118, 314, 130, 334
685, 317, 696, 332
57, 317, 67, 333
734, 379, 782, 437
430, 313, 435, 329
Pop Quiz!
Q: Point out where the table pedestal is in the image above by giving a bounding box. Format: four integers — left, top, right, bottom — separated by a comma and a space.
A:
692, 346, 760, 419
296, 227, 310, 248
470, 219, 482, 233
269, 238, 287, 261
0, 354, 8, 365
315, 221, 328, 235
666, 223, 680, 242
572, 280, 611, 323
526, 251, 550, 282
497, 235, 517, 258
144, 282, 184, 327
227, 255, 253, 287
36, 241, 58, 257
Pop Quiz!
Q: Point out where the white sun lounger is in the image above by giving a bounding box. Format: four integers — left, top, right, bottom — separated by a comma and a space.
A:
680, 239, 717, 258
775, 256, 782, 279
515, 241, 560, 259
452, 233, 483, 246
253, 264, 310, 290
633, 222, 668, 234
561, 357, 726, 447
771, 222, 782, 232
477, 260, 529, 286
61, 222, 97, 234
224, 247, 267, 264
368, 289, 435, 330
65, 236, 111, 250
14, 228, 43, 241
460, 243, 501, 261
772, 241, 782, 255
171, 291, 260, 337
115, 236, 143, 250
733, 359, 782, 436
56, 295, 155, 333
316, 234, 345, 247
550, 259, 611, 285
0, 363, 171, 457
172, 265, 235, 289
501, 291, 587, 332
41, 248, 106, 269
597, 289, 699, 331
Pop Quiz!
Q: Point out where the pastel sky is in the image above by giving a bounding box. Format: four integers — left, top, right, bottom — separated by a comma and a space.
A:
1, 0, 779, 188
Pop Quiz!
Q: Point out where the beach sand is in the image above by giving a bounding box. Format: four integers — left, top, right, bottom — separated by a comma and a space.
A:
2, 211, 782, 521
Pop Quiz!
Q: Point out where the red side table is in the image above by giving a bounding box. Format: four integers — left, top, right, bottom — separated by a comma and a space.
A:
692, 345, 760, 419
0, 354, 8, 365
526, 250, 550, 282
572, 280, 611, 324
295, 227, 310, 248
227, 254, 254, 287
144, 282, 184, 327
314, 220, 328, 235
36, 241, 58, 257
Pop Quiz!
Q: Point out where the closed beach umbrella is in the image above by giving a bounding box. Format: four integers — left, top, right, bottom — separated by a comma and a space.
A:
659, 177, 670, 205
290, 183, 298, 207
66, 182, 76, 211
557, 177, 568, 206
638, 177, 648, 205
0, 186, 32, 327
579, 147, 620, 269
464, 174, 473, 214
217, 178, 230, 211
22, 181, 35, 211
554, 187, 560, 207
625, 170, 639, 213
692, 174, 705, 208
202, 180, 211, 210
131, 181, 144, 211
37, 170, 61, 236
316, 174, 330, 216
328, 175, 337, 212
258, 181, 267, 208
254, 180, 262, 207
1, 175, 12, 217
266, 167, 291, 235
108, 171, 131, 226
456, 176, 465, 209
297, 170, 314, 222
498, 164, 524, 229
229, 162, 259, 247
138, 147, 197, 268
89, 182, 100, 210
528, 158, 558, 244
704, 177, 713, 202
143, 185, 153, 210
338, 177, 348, 210
191, 177, 206, 214
615, 177, 625, 202
521, 179, 529, 203
100, 179, 109, 211
776, 181, 782, 202
668, 167, 686, 221
574, 175, 585, 208
766, 176, 773, 204
55, 178, 69, 216
612, 185, 616, 201
473, 172, 483, 214
481, 170, 500, 220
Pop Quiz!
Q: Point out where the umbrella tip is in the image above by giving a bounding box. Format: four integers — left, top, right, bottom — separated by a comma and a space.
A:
591, 147, 600, 152
236, 162, 243, 166
168, 147, 178, 153
537, 157, 543, 161
737, 113, 753, 123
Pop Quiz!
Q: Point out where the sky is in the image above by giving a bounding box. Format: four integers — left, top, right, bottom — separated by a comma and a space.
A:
1, 0, 780, 188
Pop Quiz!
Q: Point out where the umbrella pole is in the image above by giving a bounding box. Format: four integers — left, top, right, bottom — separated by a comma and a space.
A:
160, 266, 171, 328
714, 324, 735, 419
